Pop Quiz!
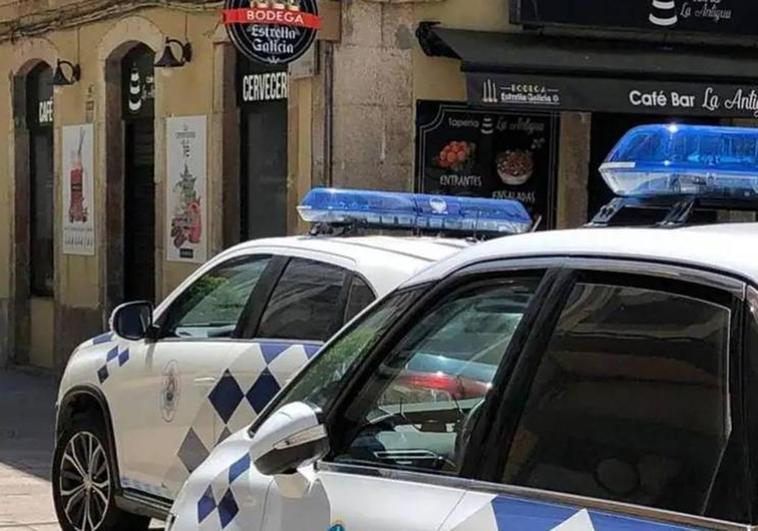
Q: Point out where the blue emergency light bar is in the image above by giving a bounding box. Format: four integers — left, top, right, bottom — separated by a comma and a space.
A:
298, 188, 532, 235
600, 124, 758, 198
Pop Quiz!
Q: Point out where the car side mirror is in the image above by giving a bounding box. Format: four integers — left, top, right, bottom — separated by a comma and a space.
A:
251, 401, 329, 476
110, 301, 156, 341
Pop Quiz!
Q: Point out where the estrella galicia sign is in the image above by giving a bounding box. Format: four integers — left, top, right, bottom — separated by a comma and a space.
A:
223, 0, 321, 65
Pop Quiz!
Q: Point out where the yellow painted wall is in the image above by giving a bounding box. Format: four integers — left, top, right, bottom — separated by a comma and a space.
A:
29, 297, 54, 368
0, 7, 223, 310
0, 6, 231, 368
0, 60, 10, 302
412, 0, 512, 105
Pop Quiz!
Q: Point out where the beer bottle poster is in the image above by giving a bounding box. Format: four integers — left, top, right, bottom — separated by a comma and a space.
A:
62, 124, 95, 256
166, 115, 208, 263
415, 101, 559, 229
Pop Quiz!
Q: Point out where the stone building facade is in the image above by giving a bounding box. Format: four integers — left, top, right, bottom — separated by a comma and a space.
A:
1, 0, 756, 371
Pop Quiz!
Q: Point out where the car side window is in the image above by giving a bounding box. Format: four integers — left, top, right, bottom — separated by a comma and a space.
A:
502, 282, 731, 515
331, 277, 541, 475
256, 258, 349, 342
344, 276, 376, 323
260, 288, 420, 417
160, 255, 271, 339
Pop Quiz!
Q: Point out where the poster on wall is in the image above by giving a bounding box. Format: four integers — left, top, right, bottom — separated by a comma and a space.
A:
416, 101, 559, 229
166, 115, 207, 263
62, 124, 95, 256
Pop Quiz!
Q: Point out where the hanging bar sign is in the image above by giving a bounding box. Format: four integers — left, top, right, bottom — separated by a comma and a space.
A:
223, 0, 320, 65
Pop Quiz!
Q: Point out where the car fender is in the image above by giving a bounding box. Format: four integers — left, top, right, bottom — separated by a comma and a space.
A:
169, 429, 272, 531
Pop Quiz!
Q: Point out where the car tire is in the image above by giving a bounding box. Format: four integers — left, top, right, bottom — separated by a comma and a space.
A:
52, 414, 149, 531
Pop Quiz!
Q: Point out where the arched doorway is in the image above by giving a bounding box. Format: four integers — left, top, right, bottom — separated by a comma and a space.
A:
12, 60, 55, 367
121, 44, 156, 302
27, 63, 55, 297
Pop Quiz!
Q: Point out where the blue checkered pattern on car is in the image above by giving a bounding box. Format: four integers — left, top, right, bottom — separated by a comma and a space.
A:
167, 340, 321, 488
91, 332, 115, 346
96, 345, 130, 383
94, 338, 322, 499
491, 495, 704, 530
197, 453, 251, 528
82, 332, 131, 384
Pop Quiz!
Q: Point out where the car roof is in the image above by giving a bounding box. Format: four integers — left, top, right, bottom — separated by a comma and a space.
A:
406, 223, 758, 287
221, 235, 471, 296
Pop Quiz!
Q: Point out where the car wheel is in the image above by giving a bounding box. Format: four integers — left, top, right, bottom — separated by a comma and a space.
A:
52, 414, 149, 531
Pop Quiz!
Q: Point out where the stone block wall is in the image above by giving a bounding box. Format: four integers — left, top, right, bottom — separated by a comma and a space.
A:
330, 0, 416, 191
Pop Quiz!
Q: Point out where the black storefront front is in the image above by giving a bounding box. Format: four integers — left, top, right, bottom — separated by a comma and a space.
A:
27, 63, 55, 296
416, 1, 758, 226
237, 53, 289, 240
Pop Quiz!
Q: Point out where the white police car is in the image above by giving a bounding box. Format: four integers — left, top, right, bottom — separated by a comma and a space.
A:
167, 125, 758, 531
52, 188, 531, 531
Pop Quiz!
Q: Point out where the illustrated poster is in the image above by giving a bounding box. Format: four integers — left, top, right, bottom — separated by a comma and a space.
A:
166, 115, 207, 263
62, 124, 95, 255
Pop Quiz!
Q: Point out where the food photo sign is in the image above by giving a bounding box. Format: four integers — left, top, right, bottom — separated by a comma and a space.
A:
62, 124, 95, 256
416, 101, 559, 229
166, 115, 207, 264
223, 0, 321, 65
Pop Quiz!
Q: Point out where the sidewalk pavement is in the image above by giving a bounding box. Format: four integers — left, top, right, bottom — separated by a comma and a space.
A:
0, 368, 58, 530
0, 368, 163, 531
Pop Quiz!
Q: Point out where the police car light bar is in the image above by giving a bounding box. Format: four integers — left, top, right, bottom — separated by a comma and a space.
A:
600, 124, 758, 198
298, 188, 532, 235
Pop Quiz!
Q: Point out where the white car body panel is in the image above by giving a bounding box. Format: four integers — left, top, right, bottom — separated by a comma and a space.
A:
406, 225, 758, 288
56, 235, 468, 503
168, 223, 758, 531
168, 433, 466, 531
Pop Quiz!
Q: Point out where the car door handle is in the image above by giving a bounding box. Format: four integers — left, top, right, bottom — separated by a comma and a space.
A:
193, 377, 217, 387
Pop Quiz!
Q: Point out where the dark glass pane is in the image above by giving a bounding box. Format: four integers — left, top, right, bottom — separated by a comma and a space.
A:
27, 63, 54, 296
123, 119, 155, 302
334, 278, 540, 474
272, 289, 419, 414
503, 283, 730, 514
257, 259, 347, 342
344, 277, 376, 323
162, 256, 271, 339
122, 44, 156, 302
241, 101, 287, 240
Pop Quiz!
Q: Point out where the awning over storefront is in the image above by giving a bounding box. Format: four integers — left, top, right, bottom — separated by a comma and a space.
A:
417, 24, 758, 118
419, 25, 758, 81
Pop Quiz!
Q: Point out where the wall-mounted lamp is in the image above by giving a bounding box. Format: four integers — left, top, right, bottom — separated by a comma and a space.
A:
154, 38, 192, 68
52, 59, 81, 86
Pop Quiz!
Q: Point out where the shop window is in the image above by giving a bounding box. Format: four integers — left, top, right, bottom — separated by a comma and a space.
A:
27, 63, 54, 296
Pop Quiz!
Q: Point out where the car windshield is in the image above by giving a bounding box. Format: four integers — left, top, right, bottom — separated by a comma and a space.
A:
250, 287, 422, 429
